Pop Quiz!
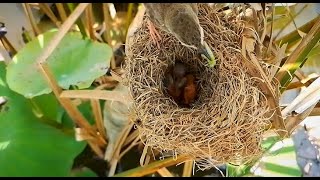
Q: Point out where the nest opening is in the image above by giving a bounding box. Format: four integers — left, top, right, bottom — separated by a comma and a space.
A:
162, 60, 210, 108
125, 4, 276, 169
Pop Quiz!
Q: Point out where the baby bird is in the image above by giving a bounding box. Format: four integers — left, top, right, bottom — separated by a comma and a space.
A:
164, 62, 197, 106
143, 3, 214, 62
164, 62, 187, 103
182, 74, 197, 105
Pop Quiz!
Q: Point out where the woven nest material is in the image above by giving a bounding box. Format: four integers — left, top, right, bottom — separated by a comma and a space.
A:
125, 4, 278, 169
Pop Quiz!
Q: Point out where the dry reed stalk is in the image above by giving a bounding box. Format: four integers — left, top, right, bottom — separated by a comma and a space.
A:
38, 3, 61, 27
85, 4, 96, 41
22, 3, 41, 36
56, 3, 68, 22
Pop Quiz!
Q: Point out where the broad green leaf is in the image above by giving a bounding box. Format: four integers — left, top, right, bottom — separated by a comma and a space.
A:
0, 62, 86, 176
6, 30, 112, 98
30, 93, 61, 122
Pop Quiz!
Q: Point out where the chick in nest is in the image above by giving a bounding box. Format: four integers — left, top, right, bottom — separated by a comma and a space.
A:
164, 62, 197, 106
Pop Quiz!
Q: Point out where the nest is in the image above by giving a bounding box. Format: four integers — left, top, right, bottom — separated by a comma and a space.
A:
125, 4, 278, 169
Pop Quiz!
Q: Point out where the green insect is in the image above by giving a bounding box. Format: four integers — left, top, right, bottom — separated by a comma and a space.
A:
201, 41, 216, 68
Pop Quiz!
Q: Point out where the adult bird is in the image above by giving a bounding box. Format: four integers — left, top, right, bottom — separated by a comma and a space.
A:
143, 3, 214, 63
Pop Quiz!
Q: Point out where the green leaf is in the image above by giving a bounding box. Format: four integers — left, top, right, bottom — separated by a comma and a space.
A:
250, 138, 301, 177
226, 163, 252, 177
30, 93, 61, 122
6, 30, 112, 98
0, 62, 86, 176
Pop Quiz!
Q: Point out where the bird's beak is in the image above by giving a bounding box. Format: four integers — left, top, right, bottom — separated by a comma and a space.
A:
199, 41, 216, 67
199, 45, 212, 61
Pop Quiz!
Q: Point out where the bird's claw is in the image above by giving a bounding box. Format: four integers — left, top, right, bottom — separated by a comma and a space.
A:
147, 20, 162, 49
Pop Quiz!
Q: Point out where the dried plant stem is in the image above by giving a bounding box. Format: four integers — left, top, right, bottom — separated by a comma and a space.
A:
182, 161, 193, 177
102, 3, 116, 69
119, 136, 140, 159
22, 3, 41, 36
276, 16, 320, 91
56, 3, 68, 22
113, 155, 191, 177
123, 130, 139, 147
37, 63, 105, 148
32, 3, 105, 156
285, 103, 317, 134
38, 3, 61, 27
108, 123, 134, 177
88, 140, 104, 158
108, 159, 118, 177
310, 107, 320, 116
157, 167, 174, 177
67, 3, 88, 38
0, 36, 17, 55
125, 3, 134, 35
90, 99, 106, 139
102, 3, 113, 46
60, 90, 130, 103
85, 4, 96, 41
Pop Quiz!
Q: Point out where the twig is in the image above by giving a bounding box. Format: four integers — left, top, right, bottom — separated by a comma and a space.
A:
85, 4, 96, 41
60, 90, 130, 103
88, 139, 104, 158
102, 3, 113, 46
38, 3, 61, 27
310, 107, 320, 116
119, 135, 140, 159
0, 36, 17, 55
125, 3, 134, 36
285, 103, 317, 134
56, 3, 68, 22
37, 63, 105, 147
113, 155, 191, 177
90, 99, 107, 139
22, 3, 41, 36
157, 167, 174, 177
32, 3, 105, 155
107, 122, 134, 176
67, 3, 88, 38
123, 130, 139, 147
108, 158, 118, 177
102, 3, 116, 69
182, 161, 193, 177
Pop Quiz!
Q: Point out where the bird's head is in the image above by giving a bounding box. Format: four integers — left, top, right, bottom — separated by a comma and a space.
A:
167, 13, 214, 64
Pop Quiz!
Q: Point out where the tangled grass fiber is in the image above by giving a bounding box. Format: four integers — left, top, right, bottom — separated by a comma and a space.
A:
124, 4, 278, 169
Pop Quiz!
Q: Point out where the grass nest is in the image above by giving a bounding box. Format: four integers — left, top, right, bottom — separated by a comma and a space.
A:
124, 4, 281, 169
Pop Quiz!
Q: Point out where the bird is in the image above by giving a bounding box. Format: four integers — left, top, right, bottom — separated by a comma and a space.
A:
182, 74, 197, 105
164, 62, 197, 106
164, 62, 187, 103
143, 3, 215, 64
